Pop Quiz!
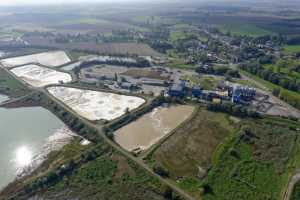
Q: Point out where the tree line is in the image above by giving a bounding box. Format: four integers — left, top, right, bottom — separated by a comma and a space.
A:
207, 102, 260, 118
239, 62, 300, 93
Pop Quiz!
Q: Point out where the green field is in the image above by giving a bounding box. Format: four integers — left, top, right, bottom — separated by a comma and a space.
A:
202, 117, 300, 200
218, 23, 272, 37
283, 45, 300, 54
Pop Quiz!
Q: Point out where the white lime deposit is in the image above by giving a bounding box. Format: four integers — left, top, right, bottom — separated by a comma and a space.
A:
48, 86, 145, 121
11, 64, 72, 87
1, 51, 71, 68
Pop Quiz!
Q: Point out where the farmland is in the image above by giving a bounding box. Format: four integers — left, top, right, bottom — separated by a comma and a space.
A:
47, 86, 145, 121
10, 65, 72, 87
23, 37, 162, 57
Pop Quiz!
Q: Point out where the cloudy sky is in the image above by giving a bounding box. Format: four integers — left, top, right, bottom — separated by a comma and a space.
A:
0, 0, 147, 6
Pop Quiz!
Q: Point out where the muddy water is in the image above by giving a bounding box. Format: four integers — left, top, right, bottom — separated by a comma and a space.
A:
114, 105, 194, 151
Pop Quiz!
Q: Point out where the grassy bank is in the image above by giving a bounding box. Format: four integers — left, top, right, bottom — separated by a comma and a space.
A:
0, 68, 31, 98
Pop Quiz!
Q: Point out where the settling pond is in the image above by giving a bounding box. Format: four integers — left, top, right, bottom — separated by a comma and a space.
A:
0, 106, 68, 189
114, 105, 194, 152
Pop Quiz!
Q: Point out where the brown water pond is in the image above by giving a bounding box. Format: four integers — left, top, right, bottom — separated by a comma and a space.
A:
114, 105, 194, 152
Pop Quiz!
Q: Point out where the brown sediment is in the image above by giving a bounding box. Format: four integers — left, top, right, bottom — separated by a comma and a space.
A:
114, 105, 194, 152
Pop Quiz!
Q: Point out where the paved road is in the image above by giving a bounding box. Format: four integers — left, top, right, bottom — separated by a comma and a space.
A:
283, 171, 300, 200
1, 65, 195, 200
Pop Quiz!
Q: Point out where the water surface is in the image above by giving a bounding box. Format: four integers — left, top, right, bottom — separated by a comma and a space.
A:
0, 107, 65, 189
115, 105, 194, 151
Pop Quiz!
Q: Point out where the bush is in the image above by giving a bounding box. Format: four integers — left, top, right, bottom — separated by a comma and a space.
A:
153, 164, 169, 178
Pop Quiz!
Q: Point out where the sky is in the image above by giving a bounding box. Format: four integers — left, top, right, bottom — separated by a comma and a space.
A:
0, 0, 149, 6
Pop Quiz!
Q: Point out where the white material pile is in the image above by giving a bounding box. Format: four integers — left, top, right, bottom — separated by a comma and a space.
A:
11, 64, 72, 87
48, 86, 145, 121
1, 51, 71, 68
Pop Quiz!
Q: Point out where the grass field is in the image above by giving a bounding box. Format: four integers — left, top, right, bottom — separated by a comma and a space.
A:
0, 68, 31, 97
218, 23, 272, 37
283, 45, 300, 54
149, 107, 237, 198
202, 117, 300, 200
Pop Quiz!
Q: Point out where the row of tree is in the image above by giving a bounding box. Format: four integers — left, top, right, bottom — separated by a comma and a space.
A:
196, 65, 240, 78
239, 62, 300, 93
207, 102, 260, 118
73, 57, 151, 75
